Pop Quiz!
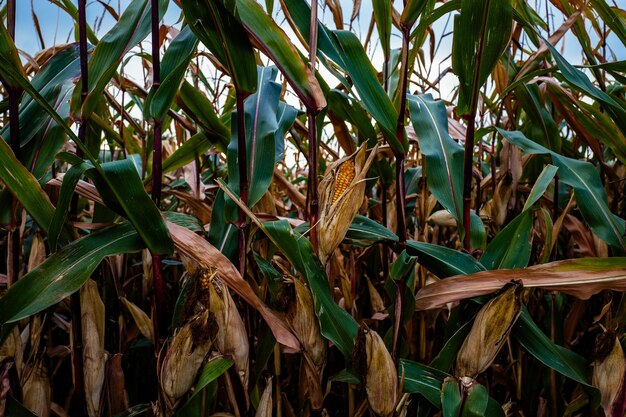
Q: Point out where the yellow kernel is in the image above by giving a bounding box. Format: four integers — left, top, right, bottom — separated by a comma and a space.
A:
331, 160, 355, 205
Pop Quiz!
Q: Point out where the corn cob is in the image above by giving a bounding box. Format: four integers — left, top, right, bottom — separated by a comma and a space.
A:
331, 160, 355, 205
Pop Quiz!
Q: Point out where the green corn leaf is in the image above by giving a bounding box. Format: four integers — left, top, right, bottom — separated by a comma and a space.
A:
514, 307, 593, 388
452, 0, 513, 115
260, 220, 358, 357
227, 66, 297, 212
237, 0, 326, 111
145, 25, 198, 121
79, 0, 169, 118
406, 240, 486, 278
180, 0, 257, 93
498, 129, 626, 250
0, 139, 58, 237
407, 94, 485, 248
0, 223, 144, 326
0, 19, 25, 90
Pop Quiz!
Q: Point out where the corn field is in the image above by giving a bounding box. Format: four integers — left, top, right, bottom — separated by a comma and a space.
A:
0, 0, 625, 416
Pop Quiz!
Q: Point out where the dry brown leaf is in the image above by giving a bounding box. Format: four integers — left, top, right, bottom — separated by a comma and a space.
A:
167, 221, 300, 351
45, 177, 299, 351
415, 258, 626, 310
120, 297, 154, 343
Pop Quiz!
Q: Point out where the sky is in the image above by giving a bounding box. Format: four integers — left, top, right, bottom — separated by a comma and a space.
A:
4, 1, 626, 107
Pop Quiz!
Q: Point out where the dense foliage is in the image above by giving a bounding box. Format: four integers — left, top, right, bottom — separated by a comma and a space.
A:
0, 0, 625, 416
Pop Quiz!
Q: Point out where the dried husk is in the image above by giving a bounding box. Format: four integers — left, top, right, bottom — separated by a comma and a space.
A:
160, 309, 214, 411
22, 362, 51, 417
427, 209, 457, 227
0, 327, 23, 378
255, 377, 273, 417
354, 324, 398, 417
290, 278, 326, 375
317, 144, 377, 263
207, 275, 250, 389
121, 297, 154, 342
81, 279, 106, 417
289, 278, 326, 409
456, 281, 523, 378
592, 332, 626, 416
27, 233, 46, 272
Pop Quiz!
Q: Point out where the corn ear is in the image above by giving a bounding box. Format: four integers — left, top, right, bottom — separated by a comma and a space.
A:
160, 309, 214, 411
22, 362, 51, 417
592, 332, 626, 415
290, 278, 326, 375
456, 281, 522, 378
317, 144, 377, 263
81, 279, 106, 417
354, 324, 398, 417
207, 275, 250, 389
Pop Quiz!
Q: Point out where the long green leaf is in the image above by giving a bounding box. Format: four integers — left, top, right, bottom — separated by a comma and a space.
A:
481, 211, 533, 270
407, 94, 485, 247
0, 19, 25, 89
514, 308, 593, 388
145, 25, 198, 120
260, 220, 358, 357
1, 44, 81, 181
499, 129, 625, 250
481, 165, 556, 269
281, 0, 404, 152
0, 139, 57, 235
452, 0, 513, 115
237, 0, 326, 111
542, 38, 626, 135
400, 359, 448, 407
0, 223, 144, 325
227, 66, 297, 210
406, 240, 486, 278
180, 0, 257, 93
80, 0, 169, 117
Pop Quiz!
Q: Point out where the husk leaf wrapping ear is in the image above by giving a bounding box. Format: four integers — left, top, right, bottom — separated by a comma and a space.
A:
592, 332, 626, 416
206, 273, 250, 389
160, 309, 214, 411
81, 279, 106, 417
354, 324, 398, 417
456, 281, 522, 378
317, 144, 377, 263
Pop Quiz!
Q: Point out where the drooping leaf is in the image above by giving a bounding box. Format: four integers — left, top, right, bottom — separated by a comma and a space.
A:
542, 37, 626, 135
0, 223, 144, 326
406, 240, 486, 278
400, 359, 448, 407
281, 0, 404, 152
237, 0, 326, 111
0, 139, 58, 236
498, 129, 626, 250
0, 44, 82, 180
415, 258, 626, 310
514, 307, 593, 388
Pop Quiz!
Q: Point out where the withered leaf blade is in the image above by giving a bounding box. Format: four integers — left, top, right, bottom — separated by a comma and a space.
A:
167, 221, 300, 351
415, 258, 626, 310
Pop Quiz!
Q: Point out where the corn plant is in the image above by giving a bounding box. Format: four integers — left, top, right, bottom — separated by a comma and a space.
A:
0, 0, 625, 416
